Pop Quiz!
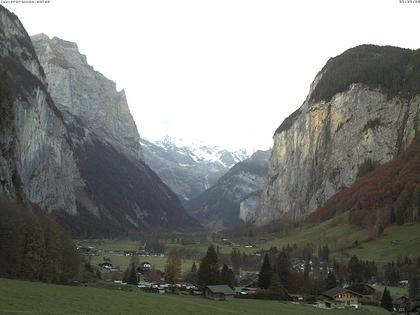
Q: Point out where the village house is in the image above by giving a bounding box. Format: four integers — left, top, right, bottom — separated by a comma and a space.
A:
137, 262, 151, 274
98, 262, 113, 269
204, 285, 235, 301
322, 287, 362, 309
346, 283, 376, 301
393, 296, 410, 313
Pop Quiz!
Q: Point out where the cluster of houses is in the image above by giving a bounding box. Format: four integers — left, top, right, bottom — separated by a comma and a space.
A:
79, 243, 420, 313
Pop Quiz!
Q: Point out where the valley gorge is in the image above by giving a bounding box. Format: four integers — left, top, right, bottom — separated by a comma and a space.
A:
0, 6, 200, 237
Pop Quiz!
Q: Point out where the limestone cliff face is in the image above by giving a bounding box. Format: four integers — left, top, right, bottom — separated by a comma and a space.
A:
0, 6, 200, 236
31, 33, 143, 162
256, 45, 420, 226
0, 7, 78, 214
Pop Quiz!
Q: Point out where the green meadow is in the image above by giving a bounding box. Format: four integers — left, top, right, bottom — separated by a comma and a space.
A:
0, 278, 389, 315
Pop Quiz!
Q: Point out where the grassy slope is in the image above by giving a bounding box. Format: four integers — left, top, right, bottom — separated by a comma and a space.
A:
82, 218, 420, 267
0, 278, 388, 315
256, 218, 420, 263
339, 222, 420, 262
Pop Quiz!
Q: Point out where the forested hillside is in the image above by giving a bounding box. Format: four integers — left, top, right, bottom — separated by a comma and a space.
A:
309, 136, 420, 232
0, 196, 80, 283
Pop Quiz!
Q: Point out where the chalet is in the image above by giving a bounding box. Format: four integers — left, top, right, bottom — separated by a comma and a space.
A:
392, 296, 410, 313
346, 283, 376, 300
288, 294, 304, 302
98, 262, 113, 269
204, 285, 235, 301
322, 287, 362, 308
137, 262, 151, 274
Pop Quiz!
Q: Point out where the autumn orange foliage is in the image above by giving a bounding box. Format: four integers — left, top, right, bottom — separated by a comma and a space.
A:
309, 137, 420, 230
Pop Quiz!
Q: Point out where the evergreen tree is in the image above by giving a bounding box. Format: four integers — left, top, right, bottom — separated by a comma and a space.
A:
303, 258, 310, 281
198, 245, 220, 286
380, 287, 393, 311
258, 254, 272, 289
123, 263, 137, 285
276, 250, 291, 291
220, 264, 235, 288
230, 248, 241, 275
348, 255, 363, 283
325, 271, 338, 290
126, 263, 138, 285
191, 262, 197, 273
409, 275, 419, 299
267, 272, 287, 300
184, 262, 199, 284
164, 248, 182, 284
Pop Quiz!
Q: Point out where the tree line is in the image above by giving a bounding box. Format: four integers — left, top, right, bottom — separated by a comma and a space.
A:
0, 196, 81, 284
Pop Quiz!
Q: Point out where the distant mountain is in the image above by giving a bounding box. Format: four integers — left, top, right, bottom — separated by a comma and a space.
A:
186, 150, 270, 231
141, 136, 248, 203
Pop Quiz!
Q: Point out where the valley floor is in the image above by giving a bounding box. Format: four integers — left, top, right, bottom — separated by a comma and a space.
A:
0, 278, 388, 315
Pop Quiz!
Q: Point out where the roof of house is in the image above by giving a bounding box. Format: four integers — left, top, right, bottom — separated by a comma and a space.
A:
393, 296, 410, 305
205, 285, 235, 295
322, 287, 362, 299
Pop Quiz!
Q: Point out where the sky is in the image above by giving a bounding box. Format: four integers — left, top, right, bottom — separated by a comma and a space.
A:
3, 0, 420, 152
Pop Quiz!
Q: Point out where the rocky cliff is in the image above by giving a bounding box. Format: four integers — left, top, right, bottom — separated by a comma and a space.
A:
0, 5, 200, 236
32, 33, 143, 162
256, 45, 420, 226
141, 136, 248, 204
0, 7, 78, 215
187, 150, 270, 231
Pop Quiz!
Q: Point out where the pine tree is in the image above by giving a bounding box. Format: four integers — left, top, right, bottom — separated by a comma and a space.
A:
303, 258, 310, 281
191, 262, 197, 273
380, 287, 393, 311
276, 250, 291, 291
126, 263, 138, 285
220, 264, 235, 288
348, 255, 363, 283
267, 272, 287, 300
409, 275, 419, 299
230, 248, 241, 275
198, 245, 220, 286
326, 271, 338, 290
165, 248, 182, 284
258, 254, 272, 289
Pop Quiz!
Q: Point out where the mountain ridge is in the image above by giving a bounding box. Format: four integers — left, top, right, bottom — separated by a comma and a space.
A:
0, 5, 200, 237
141, 135, 249, 203
186, 149, 270, 231
255, 44, 420, 227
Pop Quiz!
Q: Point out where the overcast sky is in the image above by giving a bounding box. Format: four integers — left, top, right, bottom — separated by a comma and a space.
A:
3, 0, 420, 152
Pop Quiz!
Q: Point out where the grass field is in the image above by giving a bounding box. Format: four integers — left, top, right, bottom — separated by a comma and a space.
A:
0, 278, 389, 315
338, 222, 420, 262
257, 219, 420, 263
79, 219, 420, 272
90, 255, 195, 273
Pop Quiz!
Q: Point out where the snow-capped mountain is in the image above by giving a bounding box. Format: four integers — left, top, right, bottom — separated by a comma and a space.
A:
186, 150, 271, 231
140, 136, 249, 204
